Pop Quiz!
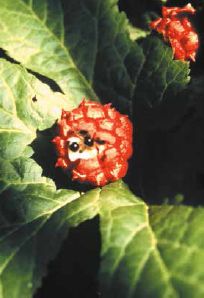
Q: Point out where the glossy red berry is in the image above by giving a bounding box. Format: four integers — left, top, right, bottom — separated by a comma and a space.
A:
52, 100, 133, 186
150, 3, 198, 61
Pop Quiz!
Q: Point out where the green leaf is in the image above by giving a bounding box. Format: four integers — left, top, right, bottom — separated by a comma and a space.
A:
63, 0, 191, 123
134, 35, 190, 129
149, 205, 204, 298
0, 59, 72, 160
62, 0, 144, 110
99, 182, 204, 297
135, 36, 190, 106
0, 59, 100, 297
99, 181, 154, 298
0, 157, 100, 297
127, 24, 149, 41
0, 0, 190, 119
0, 1, 198, 297
0, 0, 98, 104
0, 0, 145, 111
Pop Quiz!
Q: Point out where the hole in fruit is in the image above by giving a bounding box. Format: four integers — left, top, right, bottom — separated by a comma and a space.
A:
79, 130, 88, 135
84, 136, 94, 147
30, 125, 95, 192
95, 139, 105, 145
32, 96, 37, 102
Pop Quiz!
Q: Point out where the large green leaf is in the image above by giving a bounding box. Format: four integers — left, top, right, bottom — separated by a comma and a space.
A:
149, 205, 204, 297
133, 35, 190, 129
0, 59, 73, 160
0, 0, 190, 120
99, 181, 154, 298
62, 0, 144, 111
0, 0, 98, 104
99, 181, 204, 298
135, 36, 189, 107
0, 0, 144, 110
0, 157, 101, 297
0, 59, 100, 297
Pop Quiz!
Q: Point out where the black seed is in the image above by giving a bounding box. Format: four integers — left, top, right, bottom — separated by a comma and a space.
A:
95, 139, 105, 145
84, 136, 94, 147
79, 130, 88, 135
68, 142, 79, 152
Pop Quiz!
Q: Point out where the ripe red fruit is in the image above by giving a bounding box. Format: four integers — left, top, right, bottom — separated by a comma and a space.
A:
52, 100, 133, 186
150, 3, 198, 61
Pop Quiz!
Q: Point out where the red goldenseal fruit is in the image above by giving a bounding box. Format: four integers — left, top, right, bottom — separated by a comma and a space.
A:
52, 100, 133, 186
150, 3, 198, 61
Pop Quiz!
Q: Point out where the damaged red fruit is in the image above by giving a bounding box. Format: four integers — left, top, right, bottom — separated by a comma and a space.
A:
150, 3, 199, 61
52, 100, 133, 186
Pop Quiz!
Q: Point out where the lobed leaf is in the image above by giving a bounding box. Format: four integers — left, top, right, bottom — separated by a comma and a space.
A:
62, 0, 145, 111
0, 0, 98, 104
0, 0, 190, 121
0, 59, 100, 297
0, 0, 144, 111
99, 181, 204, 298
133, 36, 190, 129
0, 59, 72, 160
135, 36, 190, 107
0, 158, 100, 297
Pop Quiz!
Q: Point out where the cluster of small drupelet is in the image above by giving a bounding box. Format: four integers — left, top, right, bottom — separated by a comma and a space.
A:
52, 100, 133, 186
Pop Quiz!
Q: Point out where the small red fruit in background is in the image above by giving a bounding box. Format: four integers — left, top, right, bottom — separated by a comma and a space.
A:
52, 100, 133, 186
150, 3, 199, 61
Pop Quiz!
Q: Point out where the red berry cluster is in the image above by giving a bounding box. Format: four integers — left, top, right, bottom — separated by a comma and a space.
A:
150, 3, 199, 61
52, 100, 133, 186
